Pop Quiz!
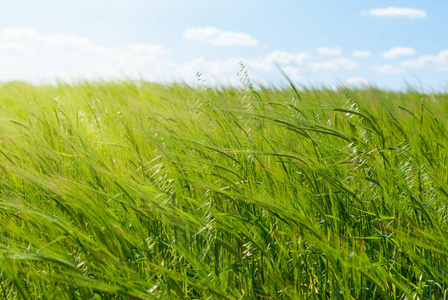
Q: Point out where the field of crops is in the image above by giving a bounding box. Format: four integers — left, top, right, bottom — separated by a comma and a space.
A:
0, 79, 447, 299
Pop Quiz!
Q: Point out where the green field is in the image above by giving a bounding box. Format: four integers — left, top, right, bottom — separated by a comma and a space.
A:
0, 79, 447, 299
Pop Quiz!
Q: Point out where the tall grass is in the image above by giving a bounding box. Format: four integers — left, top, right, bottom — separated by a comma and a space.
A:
0, 79, 447, 299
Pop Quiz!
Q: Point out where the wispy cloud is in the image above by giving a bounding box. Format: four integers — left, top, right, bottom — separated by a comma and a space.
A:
180, 57, 243, 78
265, 50, 311, 65
179, 51, 311, 80
183, 27, 258, 46
371, 64, 405, 74
175, 51, 361, 84
0, 27, 168, 81
400, 50, 448, 70
366, 7, 426, 18
353, 50, 370, 58
308, 58, 358, 72
0, 28, 354, 84
280, 66, 301, 81
317, 46, 342, 56
345, 77, 369, 86
4, 27, 445, 88
383, 47, 415, 59
0, 27, 167, 60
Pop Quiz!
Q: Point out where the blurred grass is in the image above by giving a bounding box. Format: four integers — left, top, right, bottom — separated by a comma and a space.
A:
0, 78, 447, 299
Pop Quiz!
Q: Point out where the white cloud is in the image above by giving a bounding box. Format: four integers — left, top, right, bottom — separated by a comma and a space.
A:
0, 42, 36, 56
176, 56, 251, 86
281, 66, 301, 81
0, 27, 40, 40
400, 50, 448, 70
0, 29, 310, 84
177, 51, 308, 81
345, 77, 369, 86
317, 46, 342, 56
382, 47, 415, 59
43, 34, 93, 48
0, 27, 167, 60
0, 56, 16, 65
353, 50, 370, 58
371, 64, 405, 74
265, 50, 311, 65
367, 7, 426, 18
183, 27, 258, 46
308, 58, 359, 72
243, 58, 272, 72
0, 27, 169, 82
5, 26, 445, 89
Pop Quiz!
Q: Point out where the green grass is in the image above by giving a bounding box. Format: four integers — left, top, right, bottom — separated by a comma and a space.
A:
0, 78, 447, 299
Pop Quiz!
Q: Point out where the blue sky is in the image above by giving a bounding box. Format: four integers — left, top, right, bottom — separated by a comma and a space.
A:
0, 0, 447, 90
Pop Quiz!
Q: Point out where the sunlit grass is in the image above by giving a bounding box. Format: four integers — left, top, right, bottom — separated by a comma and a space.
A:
0, 79, 447, 299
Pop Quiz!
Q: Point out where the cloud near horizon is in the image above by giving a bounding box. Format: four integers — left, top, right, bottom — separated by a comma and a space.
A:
0, 26, 446, 89
308, 58, 358, 72
183, 27, 259, 47
0, 27, 169, 81
0, 27, 362, 84
317, 46, 342, 56
400, 50, 448, 71
345, 77, 369, 86
371, 64, 405, 74
265, 50, 311, 66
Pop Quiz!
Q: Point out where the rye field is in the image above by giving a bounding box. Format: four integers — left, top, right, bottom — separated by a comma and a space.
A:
0, 79, 447, 299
